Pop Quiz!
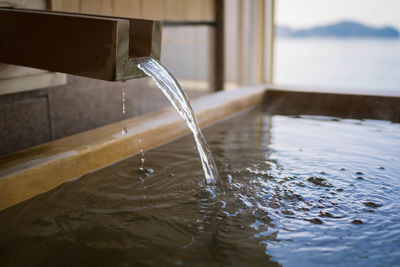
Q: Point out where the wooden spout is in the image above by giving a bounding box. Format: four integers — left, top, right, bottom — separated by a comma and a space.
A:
0, 8, 162, 81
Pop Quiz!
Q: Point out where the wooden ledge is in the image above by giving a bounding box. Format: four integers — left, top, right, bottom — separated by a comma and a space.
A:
267, 84, 400, 98
264, 85, 400, 122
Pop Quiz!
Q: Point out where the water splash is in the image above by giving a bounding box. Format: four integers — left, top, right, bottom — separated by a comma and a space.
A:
137, 57, 220, 184
137, 139, 154, 176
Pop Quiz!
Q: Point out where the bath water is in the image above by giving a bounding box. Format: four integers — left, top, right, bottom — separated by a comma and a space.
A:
1, 109, 399, 266
137, 57, 220, 184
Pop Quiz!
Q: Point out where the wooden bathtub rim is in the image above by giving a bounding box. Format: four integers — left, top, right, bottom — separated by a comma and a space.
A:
0, 86, 266, 211
264, 86, 400, 122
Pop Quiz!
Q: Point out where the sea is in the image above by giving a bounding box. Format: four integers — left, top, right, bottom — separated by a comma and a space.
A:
274, 38, 400, 92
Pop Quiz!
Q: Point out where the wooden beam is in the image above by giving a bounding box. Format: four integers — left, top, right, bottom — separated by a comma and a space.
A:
263, 0, 275, 83
142, 0, 165, 20
164, 0, 185, 21
51, 0, 216, 22
214, 0, 224, 91
257, 0, 265, 83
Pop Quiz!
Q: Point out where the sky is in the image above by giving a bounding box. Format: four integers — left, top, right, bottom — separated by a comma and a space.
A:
276, 0, 400, 29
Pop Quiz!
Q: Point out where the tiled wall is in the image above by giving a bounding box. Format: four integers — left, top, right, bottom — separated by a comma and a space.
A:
0, 90, 50, 155
0, 74, 208, 156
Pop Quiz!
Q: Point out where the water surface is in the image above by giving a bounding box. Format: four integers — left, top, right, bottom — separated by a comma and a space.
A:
0, 109, 399, 266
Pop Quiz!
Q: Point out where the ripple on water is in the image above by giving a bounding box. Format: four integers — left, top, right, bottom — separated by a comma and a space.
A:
0, 109, 399, 266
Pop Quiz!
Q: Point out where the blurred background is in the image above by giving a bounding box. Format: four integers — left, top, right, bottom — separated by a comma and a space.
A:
275, 0, 400, 91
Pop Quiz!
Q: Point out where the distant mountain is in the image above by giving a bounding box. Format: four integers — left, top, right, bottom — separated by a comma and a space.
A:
276, 21, 400, 38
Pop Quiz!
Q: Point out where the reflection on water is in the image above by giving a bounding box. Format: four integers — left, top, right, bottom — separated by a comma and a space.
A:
0, 109, 400, 266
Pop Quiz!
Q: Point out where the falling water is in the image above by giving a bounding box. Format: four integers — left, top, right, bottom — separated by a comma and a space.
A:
137, 138, 153, 176
138, 139, 145, 171
137, 57, 220, 184
121, 88, 128, 135
120, 87, 151, 175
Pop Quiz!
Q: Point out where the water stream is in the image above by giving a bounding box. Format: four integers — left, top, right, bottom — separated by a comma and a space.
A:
136, 57, 220, 184
121, 87, 128, 135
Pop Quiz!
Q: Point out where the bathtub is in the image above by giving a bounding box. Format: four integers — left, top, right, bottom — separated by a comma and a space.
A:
0, 85, 399, 211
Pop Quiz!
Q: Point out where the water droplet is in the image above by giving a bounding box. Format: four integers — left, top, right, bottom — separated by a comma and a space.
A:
139, 167, 154, 177
122, 127, 128, 135
226, 174, 233, 183
122, 88, 127, 114
138, 138, 146, 172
